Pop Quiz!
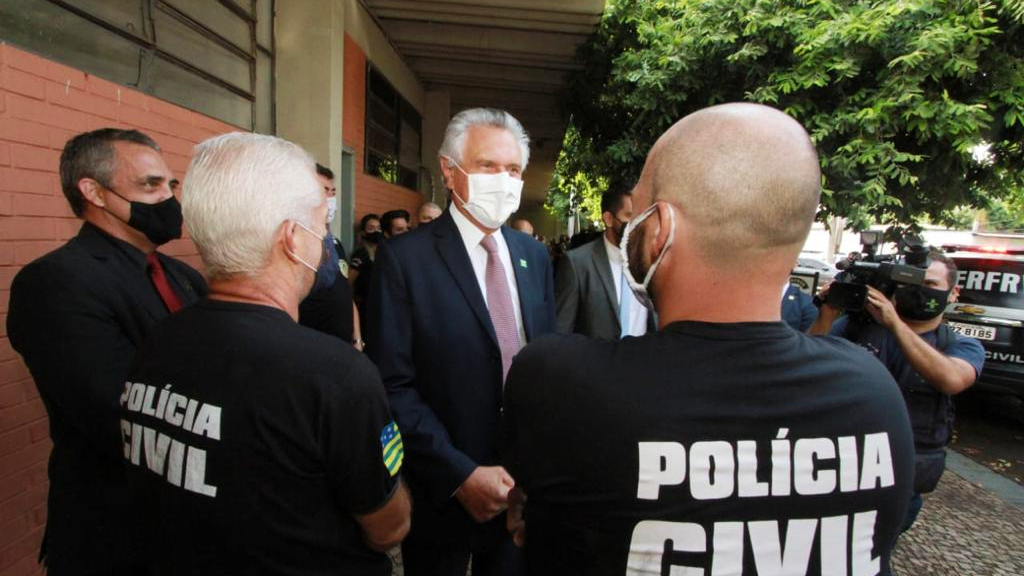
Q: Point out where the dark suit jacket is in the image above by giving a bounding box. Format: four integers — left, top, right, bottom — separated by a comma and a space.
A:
366, 210, 555, 546
555, 236, 656, 340
782, 284, 819, 332
7, 222, 206, 575
555, 237, 619, 339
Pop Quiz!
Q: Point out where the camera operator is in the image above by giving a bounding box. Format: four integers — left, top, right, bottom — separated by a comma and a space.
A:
809, 249, 984, 532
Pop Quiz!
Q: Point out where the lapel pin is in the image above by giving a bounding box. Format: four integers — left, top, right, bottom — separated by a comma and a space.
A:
519, 259, 528, 269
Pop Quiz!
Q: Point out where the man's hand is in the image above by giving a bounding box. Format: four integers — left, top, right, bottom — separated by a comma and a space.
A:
864, 285, 901, 330
455, 466, 515, 523
807, 281, 841, 335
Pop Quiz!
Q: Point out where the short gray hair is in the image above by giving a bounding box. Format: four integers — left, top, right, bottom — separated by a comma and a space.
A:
438, 108, 530, 169
183, 133, 321, 280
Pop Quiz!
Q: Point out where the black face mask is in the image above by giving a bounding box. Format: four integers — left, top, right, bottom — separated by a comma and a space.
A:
107, 189, 183, 246
364, 231, 385, 244
894, 285, 951, 321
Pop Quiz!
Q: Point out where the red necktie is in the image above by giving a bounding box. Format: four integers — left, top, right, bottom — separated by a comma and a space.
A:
146, 253, 183, 313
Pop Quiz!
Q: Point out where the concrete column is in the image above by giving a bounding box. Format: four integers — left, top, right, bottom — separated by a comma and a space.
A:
421, 88, 452, 203
275, 0, 346, 236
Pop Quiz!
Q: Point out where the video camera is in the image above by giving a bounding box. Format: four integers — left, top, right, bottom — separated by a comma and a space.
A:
819, 231, 931, 312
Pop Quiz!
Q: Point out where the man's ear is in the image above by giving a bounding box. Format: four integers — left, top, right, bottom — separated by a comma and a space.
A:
648, 202, 674, 259
78, 178, 105, 208
601, 210, 615, 231
439, 158, 455, 190
280, 220, 301, 262
950, 285, 960, 304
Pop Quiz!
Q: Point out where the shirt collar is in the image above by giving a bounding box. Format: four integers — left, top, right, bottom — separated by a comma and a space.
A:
604, 234, 623, 265
450, 204, 489, 252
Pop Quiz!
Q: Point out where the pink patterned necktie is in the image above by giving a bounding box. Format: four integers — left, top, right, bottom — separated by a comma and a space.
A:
480, 234, 522, 383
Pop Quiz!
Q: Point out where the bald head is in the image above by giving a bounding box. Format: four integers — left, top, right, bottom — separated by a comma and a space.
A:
641, 103, 820, 266
511, 218, 534, 235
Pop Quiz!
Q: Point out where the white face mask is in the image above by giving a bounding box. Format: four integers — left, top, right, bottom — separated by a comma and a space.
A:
619, 202, 676, 310
326, 197, 338, 224
447, 159, 523, 229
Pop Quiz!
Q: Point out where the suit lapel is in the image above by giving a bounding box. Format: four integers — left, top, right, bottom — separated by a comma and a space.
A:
78, 223, 167, 322
502, 228, 536, 340
434, 213, 499, 348
591, 238, 620, 330
159, 255, 202, 306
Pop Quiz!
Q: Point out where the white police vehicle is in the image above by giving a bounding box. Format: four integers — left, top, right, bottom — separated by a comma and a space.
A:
942, 244, 1024, 410
789, 255, 838, 295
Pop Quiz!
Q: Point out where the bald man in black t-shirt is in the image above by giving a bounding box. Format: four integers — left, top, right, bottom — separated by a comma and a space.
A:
503, 104, 914, 576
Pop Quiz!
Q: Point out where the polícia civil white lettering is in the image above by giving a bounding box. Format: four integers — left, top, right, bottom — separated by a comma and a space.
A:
626, 512, 881, 576
690, 441, 735, 500
737, 441, 769, 497
165, 393, 187, 426
120, 419, 218, 498
155, 385, 171, 420
859, 433, 895, 490
838, 436, 859, 493
121, 382, 222, 440
141, 385, 158, 417
749, 518, 815, 574
143, 426, 171, 474
794, 437, 836, 495
636, 431, 895, 501
127, 382, 145, 412
183, 398, 199, 431
851, 511, 879, 576
771, 428, 791, 497
637, 442, 686, 500
191, 404, 222, 440
183, 446, 218, 497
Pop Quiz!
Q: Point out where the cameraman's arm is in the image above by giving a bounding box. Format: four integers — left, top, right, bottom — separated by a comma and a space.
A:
807, 281, 841, 335
865, 287, 976, 395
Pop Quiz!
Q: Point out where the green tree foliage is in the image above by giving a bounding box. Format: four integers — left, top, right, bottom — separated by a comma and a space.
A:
986, 197, 1024, 231
551, 0, 1024, 231
545, 124, 607, 226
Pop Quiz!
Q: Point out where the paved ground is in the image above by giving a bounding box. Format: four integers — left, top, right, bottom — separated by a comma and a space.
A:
892, 451, 1024, 575
951, 390, 1024, 486
389, 449, 1024, 575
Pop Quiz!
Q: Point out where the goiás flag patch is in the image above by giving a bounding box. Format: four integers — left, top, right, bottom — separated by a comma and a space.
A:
380, 421, 404, 477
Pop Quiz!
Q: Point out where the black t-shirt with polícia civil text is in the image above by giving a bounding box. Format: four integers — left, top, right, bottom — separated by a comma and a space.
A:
121, 299, 402, 576
503, 321, 915, 576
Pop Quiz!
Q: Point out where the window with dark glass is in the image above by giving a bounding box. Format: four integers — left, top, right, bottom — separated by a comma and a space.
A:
0, 0, 275, 132
365, 64, 422, 192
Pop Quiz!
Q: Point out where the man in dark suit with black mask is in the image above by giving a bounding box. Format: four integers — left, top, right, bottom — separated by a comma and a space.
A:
7, 128, 206, 575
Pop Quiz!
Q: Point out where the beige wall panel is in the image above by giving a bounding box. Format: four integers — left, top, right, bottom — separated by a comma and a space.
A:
344, 0, 424, 112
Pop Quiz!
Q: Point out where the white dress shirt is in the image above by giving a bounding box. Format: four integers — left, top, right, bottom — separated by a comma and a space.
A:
450, 206, 527, 343
604, 236, 649, 336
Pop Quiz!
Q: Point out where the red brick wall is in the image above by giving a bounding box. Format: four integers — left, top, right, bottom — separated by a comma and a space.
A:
0, 43, 239, 576
343, 36, 423, 224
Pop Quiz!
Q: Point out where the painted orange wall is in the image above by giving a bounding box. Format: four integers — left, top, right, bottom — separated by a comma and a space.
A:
343, 35, 424, 226
0, 43, 239, 576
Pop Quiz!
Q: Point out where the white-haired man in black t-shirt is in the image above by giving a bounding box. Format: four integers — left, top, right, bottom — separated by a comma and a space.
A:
120, 133, 410, 575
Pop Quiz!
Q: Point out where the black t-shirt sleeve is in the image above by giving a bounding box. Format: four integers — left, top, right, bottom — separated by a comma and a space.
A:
321, 354, 401, 515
